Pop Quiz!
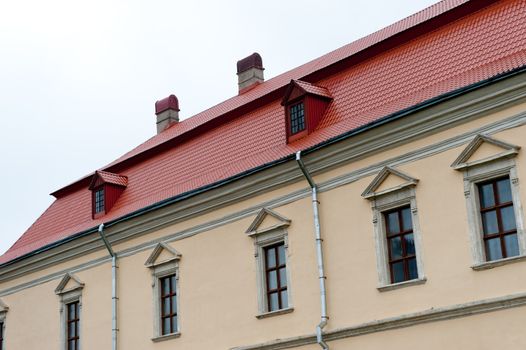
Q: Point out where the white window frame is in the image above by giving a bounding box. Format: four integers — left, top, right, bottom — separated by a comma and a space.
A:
245, 208, 294, 318
251, 229, 294, 318
362, 166, 426, 291
460, 157, 526, 269
368, 187, 426, 291
55, 274, 84, 350
145, 243, 182, 342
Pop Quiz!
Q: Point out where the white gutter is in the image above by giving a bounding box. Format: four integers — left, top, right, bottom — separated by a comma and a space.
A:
295, 151, 329, 350
98, 223, 118, 350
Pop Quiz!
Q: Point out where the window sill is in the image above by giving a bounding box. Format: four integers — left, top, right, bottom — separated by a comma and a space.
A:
151, 332, 181, 343
377, 277, 427, 292
256, 307, 294, 319
472, 254, 526, 270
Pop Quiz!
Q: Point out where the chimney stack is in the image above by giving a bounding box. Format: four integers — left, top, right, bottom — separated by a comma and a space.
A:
155, 94, 179, 134
237, 53, 264, 94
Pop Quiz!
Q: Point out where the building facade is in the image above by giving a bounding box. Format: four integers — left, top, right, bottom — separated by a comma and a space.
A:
1, 0, 526, 349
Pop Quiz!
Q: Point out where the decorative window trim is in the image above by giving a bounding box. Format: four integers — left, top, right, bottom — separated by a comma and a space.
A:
245, 208, 294, 317
362, 167, 426, 289
55, 273, 84, 350
0, 298, 8, 350
452, 134, 525, 266
145, 242, 182, 342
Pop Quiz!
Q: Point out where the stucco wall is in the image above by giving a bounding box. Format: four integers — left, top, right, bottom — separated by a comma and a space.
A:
1, 97, 526, 349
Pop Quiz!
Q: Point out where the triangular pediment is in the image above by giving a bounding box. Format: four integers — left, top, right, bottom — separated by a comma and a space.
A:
245, 208, 291, 236
89, 170, 128, 190
362, 166, 418, 199
451, 134, 520, 170
145, 242, 181, 268
281, 80, 332, 106
0, 298, 8, 313
55, 273, 84, 295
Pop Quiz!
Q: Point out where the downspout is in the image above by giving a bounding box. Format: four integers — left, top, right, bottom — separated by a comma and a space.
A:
98, 223, 118, 350
296, 151, 329, 350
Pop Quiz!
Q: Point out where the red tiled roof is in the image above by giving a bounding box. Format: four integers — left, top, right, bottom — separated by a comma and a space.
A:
90, 171, 128, 188
3, 0, 526, 265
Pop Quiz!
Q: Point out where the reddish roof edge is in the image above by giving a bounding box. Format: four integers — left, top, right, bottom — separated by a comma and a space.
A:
49, 0, 498, 199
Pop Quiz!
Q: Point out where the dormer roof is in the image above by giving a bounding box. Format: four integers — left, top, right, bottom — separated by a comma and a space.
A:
281, 80, 333, 105
89, 170, 128, 190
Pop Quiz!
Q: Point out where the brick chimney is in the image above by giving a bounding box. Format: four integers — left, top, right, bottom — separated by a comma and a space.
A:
155, 94, 179, 134
237, 53, 264, 94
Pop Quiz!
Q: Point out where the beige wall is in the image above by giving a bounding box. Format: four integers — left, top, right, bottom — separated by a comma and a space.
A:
1, 97, 526, 349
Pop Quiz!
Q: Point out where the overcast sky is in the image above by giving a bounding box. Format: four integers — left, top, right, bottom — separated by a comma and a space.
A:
0, 0, 437, 255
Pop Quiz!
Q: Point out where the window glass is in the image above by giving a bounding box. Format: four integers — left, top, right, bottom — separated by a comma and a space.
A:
66, 301, 79, 350
264, 243, 288, 311
384, 206, 418, 283
290, 103, 305, 135
478, 177, 519, 261
160, 275, 177, 335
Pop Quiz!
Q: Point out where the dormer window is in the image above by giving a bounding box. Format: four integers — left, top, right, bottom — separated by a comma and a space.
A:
89, 171, 128, 219
94, 187, 105, 214
289, 102, 305, 135
281, 80, 332, 143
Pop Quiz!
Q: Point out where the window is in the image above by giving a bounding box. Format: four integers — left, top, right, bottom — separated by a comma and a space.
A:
289, 102, 305, 135
362, 166, 426, 290
94, 187, 105, 214
145, 242, 182, 342
478, 177, 519, 261
55, 273, 84, 350
160, 275, 178, 336
384, 206, 418, 283
245, 208, 293, 317
66, 301, 80, 350
264, 243, 288, 312
452, 135, 525, 268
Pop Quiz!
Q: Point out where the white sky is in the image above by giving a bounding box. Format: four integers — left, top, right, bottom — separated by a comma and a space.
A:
0, 0, 437, 255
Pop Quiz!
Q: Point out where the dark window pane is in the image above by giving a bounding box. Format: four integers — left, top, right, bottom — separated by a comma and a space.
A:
504, 234, 520, 258
266, 248, 276, 268
171, 316, 178, 332
163, 277, 170, 293
171, 296, 177, 314
170, 275, 176, 292
391, 262, 405, 283
386, 212, 400, 234
290, 103, 305, 134
163, 318, 171, 335
486, 238, 503, 261
405, 234, 415, 255
277, 245, 286, 265
269, 293, 279, 311
482, 211, 499, 234
401, 207, 413, 231
479, 183, 495, 208
69, 323, 75, 337
407, 258, 418, 280
280, 291, 288, 308
69, 340, 75, 350
69, 304, 75, 319
389, 237, 402, 259
501, 206, 517, 231
279, 267, 287, 287
268, 271, 277, 290
496, 178, 512, 203
163, 298, 170, 315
